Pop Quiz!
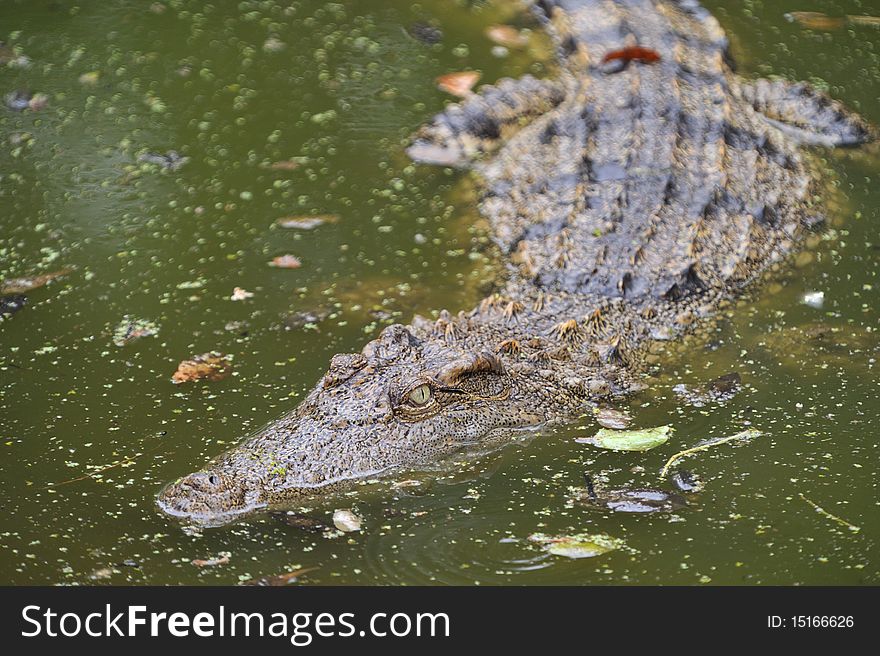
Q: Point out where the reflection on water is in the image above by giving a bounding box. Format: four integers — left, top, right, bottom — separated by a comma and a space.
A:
0, 0, 877, 585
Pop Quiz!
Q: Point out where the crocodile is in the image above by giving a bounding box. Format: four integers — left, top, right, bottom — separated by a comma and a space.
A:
158, 0, 872, 526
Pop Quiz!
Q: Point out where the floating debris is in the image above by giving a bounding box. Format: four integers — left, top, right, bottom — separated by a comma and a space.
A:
391, 479, 423, 490
48, 432, 168, 488
435, 71, 481, 98
601, 46, 661, 73
0, 42, 29, 67
112, 316, 159, 346
0, 294, 28, 317
269, 254, 303, 269
576, 425, 672, 452
283, 308, 329, 330
138, 150, 189, 171
263, 158, 305, 171
593, 406, 632, 430
78, 71, 100, 86
528, 532, 624, 559
262, 36, 286, 53
230, 287, 254, 301
407, 21, 443, 45
271, 512, 328, 532
847, 15, 880, 27
798, 493, 861, 532
89, 567, 114, 581
241, 567, 317, 586
784, 12, 846, 30
332, 509, 362, 532
674, 372, 742, 407
6, 90, 47, 111
485, 25, 529, 49
171, 352, 232, 384
276, 214, 339, 230
801, 291, 825, 309
670, 470, 703, 493
4, 90, 32, 111
27, 93, 49, 111
1, 267, 73, 294
574, 475, 687, 514
192, 554, 230, 567
659, 429, 761, 478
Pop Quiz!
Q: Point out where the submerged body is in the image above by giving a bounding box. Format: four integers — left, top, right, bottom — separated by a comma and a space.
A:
158, 0, 871, 526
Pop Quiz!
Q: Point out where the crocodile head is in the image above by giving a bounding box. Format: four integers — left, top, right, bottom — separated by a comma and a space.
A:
157, 324, 546, 526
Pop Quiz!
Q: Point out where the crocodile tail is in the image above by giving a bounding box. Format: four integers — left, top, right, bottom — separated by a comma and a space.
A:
407, 75, 566, 168
737, 77, 874, 148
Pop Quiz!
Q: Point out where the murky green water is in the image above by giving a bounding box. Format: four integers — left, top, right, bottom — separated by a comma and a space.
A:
1, 0, 877, 585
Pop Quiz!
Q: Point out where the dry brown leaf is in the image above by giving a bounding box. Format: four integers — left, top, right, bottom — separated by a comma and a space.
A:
847, 14, 880, 27
785, 11, 846, 30
172, 352, 232, 384
1, 267, 73, 294
436, 71, 481, 98
266, 160, 301, 171
275, 214, 339, 230
240, 567, 318, 586
485, 25, 529, 48
192, 555, 230, 567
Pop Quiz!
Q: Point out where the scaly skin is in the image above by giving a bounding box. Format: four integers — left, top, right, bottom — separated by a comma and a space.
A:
158, 0, 872, 526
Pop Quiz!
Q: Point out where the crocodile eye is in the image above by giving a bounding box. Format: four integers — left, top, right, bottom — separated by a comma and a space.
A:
408, 383, 433, 406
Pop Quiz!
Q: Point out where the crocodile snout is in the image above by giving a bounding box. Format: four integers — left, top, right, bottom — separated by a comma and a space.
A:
157, 470, 265, 526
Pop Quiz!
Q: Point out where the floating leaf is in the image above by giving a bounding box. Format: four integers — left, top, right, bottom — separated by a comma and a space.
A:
485, 25, 529, 49
172, 352, 232, 384
529, 533, 624, 559
576, 425, 672, 451
230, 287, 254, 301
27, 93, 49, 111
262, 37, 286, 53
436, 71, 481, 97
275, 214, 339, 230
269, 254, 302, 269
192, 554, 230, 567
89, 567, 113, 580
112, 316, 159, 346
332, 509, 362, 532
78, 71, 100, 86
241, 567, 317, 586
847, 15, 880, 27
1, 267, 72, 294
593, 407, 631, 430
263, 158, 305, 171
784, 11, 846, 30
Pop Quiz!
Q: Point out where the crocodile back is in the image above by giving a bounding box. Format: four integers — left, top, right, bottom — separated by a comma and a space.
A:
484, 0, 815, 305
